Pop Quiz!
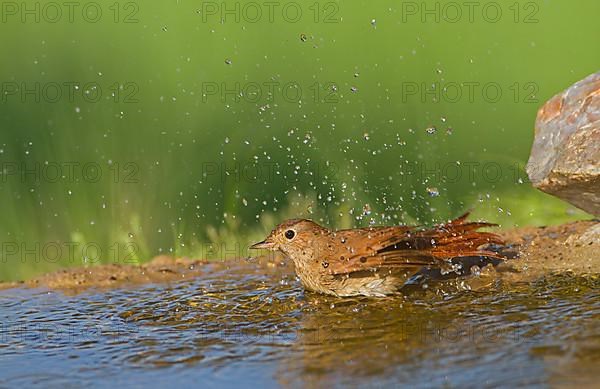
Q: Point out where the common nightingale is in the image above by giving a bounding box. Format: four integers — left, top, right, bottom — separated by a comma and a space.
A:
250, 213, 505, 297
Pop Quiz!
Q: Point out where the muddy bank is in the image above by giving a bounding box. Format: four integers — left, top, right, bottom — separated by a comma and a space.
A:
1, 221, 598, 293
498, 220, 599, 278
0, 256, 209, 293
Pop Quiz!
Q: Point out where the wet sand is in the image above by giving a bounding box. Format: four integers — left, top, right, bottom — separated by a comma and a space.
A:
1, 220, 598, 293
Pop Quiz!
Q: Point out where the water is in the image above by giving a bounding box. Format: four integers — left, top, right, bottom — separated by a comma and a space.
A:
1, 260, 598, 388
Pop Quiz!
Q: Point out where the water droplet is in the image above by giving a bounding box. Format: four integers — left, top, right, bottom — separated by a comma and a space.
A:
470, 265, 481, 276
362, 203, 372, 215
426, 187, 439, 197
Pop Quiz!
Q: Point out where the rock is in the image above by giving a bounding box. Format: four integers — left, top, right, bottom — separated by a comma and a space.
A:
526, 71, 600, 216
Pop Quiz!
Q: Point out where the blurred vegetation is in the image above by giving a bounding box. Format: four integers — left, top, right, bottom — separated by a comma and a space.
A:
0, 0, 597, 281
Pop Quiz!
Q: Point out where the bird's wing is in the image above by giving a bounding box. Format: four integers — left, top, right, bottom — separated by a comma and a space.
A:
324, 212, 505, 276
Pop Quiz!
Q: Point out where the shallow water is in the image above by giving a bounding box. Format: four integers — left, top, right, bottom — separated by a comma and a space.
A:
1, 260, 598, 388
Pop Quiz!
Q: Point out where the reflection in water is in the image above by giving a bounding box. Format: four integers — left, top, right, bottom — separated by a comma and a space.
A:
0, 259, 598, 387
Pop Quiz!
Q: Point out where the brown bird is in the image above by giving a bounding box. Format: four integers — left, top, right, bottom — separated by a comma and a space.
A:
250, 213, 506, 297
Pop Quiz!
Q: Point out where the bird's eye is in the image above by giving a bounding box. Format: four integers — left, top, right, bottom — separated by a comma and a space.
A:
284, 230, 295, 240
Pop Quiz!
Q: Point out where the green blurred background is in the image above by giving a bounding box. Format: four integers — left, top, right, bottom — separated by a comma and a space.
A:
0, 0, 598, 281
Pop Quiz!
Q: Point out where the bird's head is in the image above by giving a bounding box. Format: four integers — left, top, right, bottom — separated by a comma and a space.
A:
250, 219, 328, 258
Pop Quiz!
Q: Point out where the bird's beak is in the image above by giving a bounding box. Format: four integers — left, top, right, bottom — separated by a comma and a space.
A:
250, 239, 276, 250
